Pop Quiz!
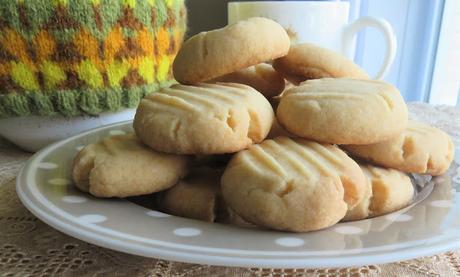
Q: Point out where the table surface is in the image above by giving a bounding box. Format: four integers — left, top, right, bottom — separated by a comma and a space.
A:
1, 102, 460, 277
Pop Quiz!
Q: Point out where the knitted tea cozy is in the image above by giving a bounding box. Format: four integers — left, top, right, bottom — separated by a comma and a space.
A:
0, 0, 186, 118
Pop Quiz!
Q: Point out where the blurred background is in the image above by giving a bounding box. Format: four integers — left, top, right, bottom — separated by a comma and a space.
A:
187, 0, 460, 106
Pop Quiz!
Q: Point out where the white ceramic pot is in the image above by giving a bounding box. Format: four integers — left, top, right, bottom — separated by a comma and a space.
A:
0, 109, 135, 152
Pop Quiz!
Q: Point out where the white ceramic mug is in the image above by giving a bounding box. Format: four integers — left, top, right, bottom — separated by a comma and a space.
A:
228, 1, 397, 79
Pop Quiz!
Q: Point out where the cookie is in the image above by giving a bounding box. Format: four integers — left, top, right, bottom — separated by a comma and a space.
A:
158, 167, 224, 222
223, 207, 257, 228
276, 78, 408, 145
157, 166, 257, 227
209, 64, 285, 98
272, 42, 369, 85
221, 137, 367, 232
344, 164, 414, 221
173, 17, 290, 84
72, 134, 189, 198
267, 118, 295, 139
344, 121, 454, 175
134, 83, 275, 154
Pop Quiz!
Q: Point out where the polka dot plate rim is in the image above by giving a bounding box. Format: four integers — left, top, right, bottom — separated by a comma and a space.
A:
16, 121, 460, 269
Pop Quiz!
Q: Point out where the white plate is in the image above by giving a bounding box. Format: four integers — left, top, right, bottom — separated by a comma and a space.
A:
0, 109, 135, 152
16, 121, 460, 269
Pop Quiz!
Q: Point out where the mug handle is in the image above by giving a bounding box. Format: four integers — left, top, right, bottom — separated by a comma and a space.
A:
342, 16, 397, 80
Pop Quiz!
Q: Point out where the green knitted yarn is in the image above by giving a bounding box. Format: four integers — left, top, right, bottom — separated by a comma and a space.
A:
0, 0, 186, 118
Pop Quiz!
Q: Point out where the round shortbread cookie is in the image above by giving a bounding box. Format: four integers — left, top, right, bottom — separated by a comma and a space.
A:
72, 134, 190, 198
267, 118, 295, 139
343, 164, 414, 221
158, 167, 224, 222
221, 137, 367, 232
344, 121, 454, 176
173, 17, 290, 84
272, 42, 369, 85
209, 64, 285, 98
158, 166, 257, 227
276, 78, 408, 145
134, 83, 274, 154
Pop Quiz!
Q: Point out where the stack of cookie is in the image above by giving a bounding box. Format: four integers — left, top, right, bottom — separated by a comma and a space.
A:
72, 17, 454, 233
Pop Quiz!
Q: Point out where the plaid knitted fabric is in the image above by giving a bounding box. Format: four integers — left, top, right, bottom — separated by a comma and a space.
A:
0, 0, 186, 118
